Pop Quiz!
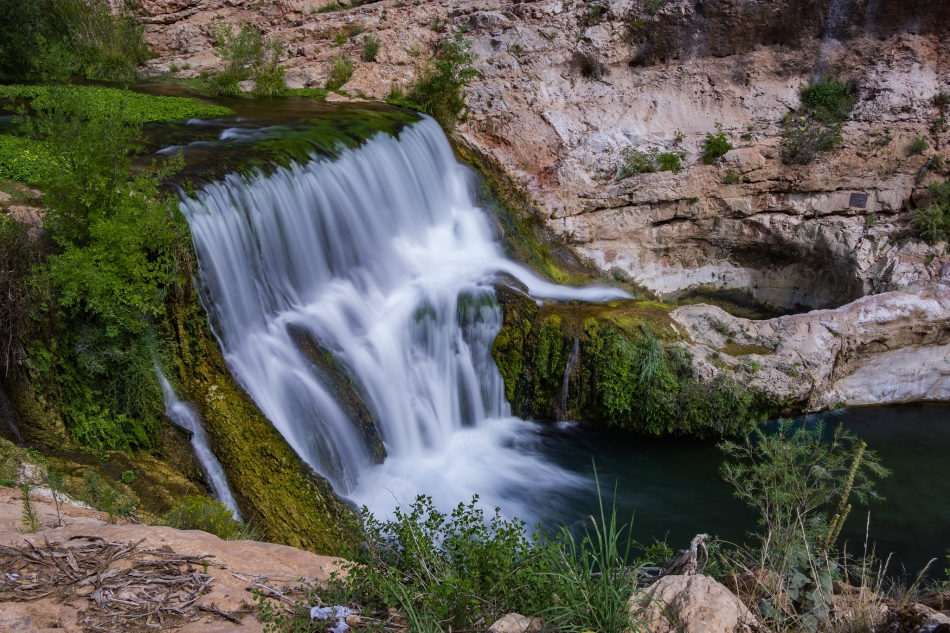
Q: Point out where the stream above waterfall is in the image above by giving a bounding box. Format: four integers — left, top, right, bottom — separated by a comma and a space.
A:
135, 86, 948, 578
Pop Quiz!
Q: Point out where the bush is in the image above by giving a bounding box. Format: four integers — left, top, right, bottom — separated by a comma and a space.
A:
617, 147, 657, 179
255, 493, 649, 633
586, 3, 605, 26
910, 135, 929, 156
701, 123, 732, 164
913, 180, 950, 243
15, 85, 187, 451
361, 34, 380, 62
781, 116, 842, 165
162, 496, 258, 540
657, 151, 682, 173
799, 76, 855, 125
325, 54, 354, 90
0, 0, 149, 82
401, 34, 477, 131
719, 421, 889, 574
723, 169, 740, 184
207, 20, 287, 96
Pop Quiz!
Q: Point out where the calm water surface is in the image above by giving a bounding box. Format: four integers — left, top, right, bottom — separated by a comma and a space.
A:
532, 403, 950, 577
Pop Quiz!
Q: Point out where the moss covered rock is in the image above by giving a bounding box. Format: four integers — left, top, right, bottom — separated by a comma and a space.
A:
491, 285, 775, 437
161, 283, 359, 555
288, 324, 386, 465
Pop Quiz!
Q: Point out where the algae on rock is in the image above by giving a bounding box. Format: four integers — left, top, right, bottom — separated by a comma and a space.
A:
491, 285, 772, 437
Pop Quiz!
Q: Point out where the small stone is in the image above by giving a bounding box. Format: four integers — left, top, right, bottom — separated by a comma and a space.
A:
488, 612, 542, 633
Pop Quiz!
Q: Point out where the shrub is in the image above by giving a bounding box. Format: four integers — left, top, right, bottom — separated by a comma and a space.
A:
401, 34, 477, 131
571, 49, 603, 80
910, 135, 929, 155
781, 116, 842, 165
162, 496, 258, 540
719, 421, 889, 574
16, 85, 187, 451
361, 34, 380, 62
325, 54, 354, 90
657, 151, 682, 173
799, 76, 855, 125
644, 0, 670, 14
207, 20, 287, 96
617, 147, 657, 179
0, 0, 149, 82
723, 169, 740, 184
586, 3, 605, 26
701, 123, 732, 164
913, 180, 950, 243
255, 492, 648, 633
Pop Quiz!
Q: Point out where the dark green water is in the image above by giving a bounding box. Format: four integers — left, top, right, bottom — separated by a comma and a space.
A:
532, 403, 950, 578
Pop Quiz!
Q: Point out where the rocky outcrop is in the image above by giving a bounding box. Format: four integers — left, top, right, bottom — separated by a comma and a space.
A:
0, 485, 341, 633
630, 574, 761, 633
671, 284, 950, 410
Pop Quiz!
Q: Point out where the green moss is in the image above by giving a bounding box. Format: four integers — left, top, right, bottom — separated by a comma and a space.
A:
492, 293, 774, 437
0, 85, 233, 123
160, 280, 359, 555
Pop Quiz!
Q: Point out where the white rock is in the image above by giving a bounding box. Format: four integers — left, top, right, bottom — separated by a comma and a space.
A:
629, 575, 760, 633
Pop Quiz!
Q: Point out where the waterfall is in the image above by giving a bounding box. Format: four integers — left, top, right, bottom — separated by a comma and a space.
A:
157, 369, 241, 518
557, 338, 580, 422
181, 117, 623, 518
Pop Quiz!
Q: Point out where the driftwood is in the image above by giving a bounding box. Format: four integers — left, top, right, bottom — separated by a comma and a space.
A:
641, 534, 709, 585
0, 536, 244, 632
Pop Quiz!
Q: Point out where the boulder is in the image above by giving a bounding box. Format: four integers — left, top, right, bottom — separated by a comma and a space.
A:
488, 613, 543, 633
630, 574, 761, 633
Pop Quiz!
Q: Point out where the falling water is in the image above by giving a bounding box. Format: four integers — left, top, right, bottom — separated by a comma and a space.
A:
157, 369, 241, 518
181, 117, 623, 519
557, 338, 580, 423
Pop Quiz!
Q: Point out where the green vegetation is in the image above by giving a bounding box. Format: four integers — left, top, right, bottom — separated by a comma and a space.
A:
724, 169, 740, 184
285, 87, 330, 99
913, 180, 950, 243
0, 0, 149, 82
718, 422, 890, 631
20, 482, 41, 532
256, 491, 649, 633
782, 77, 853, 165
161, 496, 260, 540
81, 469, 138, 521
204, 20, 289, 97
701, 123, 732, 164
325, 54, 354, 90
586, 3, 605, 26
644, 0, 671, 14
0, 85, 233, 124
361, 34, 381, 62
12, 86, 187, 451
617, 147, 682, 179
389, 34, 477, 132
491, 295, 771, 436
909, 135, 929, 156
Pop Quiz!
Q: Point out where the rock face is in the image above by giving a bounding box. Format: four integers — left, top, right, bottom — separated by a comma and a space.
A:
629, 574, 760, 633
671, 285, 950, 411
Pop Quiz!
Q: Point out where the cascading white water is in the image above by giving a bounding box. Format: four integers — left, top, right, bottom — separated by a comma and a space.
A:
181, 117, 624, 519
157, 370, 241, 517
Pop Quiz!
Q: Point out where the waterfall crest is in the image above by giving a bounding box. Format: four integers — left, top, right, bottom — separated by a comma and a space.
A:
181, 117, 622, 516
